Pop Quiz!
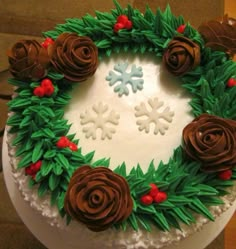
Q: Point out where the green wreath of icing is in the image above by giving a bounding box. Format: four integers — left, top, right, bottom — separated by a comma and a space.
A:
7, 0, 236, 232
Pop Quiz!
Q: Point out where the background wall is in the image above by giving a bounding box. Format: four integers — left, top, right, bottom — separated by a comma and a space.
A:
0, 0, 224, 36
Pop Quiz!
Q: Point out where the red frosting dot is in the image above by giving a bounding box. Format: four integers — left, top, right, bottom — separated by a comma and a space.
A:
218, 170, 233, 180
34, 160, 42, 172
177, 24, 186, 33
41, 78, 54, 96
114, 22, 125, 33
154, 191, 167, 203
44, 84, 54, 96
117, 15, 129, 25
69, 142, 78, 151
41, 37, 54, 49
140, 194, 153, 205
125, 20, 133, 30
33, 86, 45, 97
57, 136, 70, 148
227, 78, 236, 88
25, 161, 42, 178
149, 183, 159, 197
41, 78, 53, 88
25, 166, 34, 176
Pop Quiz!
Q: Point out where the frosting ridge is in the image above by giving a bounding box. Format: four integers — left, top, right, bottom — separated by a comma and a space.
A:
49, 33, 98, 82
162, 36, 200, 76
183, 114, 236, 172
198, 15, 236, 59
64, 165, 133, 232
8, 40, 50, 80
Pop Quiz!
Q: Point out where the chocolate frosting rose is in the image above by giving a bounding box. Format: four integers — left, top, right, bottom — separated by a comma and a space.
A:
183, 114, 236, 172
198, 15, 236, 60
8, 40, 50, 80
49, 33, 98, 82
163, 36, 200, 76
64, 165, 133, 232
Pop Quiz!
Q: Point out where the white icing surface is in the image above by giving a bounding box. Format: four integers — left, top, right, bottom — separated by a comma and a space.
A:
6, 53, 236, 249
65, 53, 193, 172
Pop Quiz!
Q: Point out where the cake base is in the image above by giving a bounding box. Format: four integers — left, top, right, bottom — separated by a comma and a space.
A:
2, 132, 236, 249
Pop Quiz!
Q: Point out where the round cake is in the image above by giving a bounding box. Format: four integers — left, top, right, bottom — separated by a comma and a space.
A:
6, 1, 236, 248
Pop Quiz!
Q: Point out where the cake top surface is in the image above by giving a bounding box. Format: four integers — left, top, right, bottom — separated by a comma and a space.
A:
6, 0, 236, 235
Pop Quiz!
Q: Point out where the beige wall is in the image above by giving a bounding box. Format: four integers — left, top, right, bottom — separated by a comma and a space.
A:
0, 0, 224, 36
225, 0, 236, 16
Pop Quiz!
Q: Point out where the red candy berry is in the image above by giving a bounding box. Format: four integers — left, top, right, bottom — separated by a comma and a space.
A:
25, 166, 33, 176
177, 24, 186, 33
227, 78, 236, 87
40, 78, 54, 96
25, 161, 42, 180
114, 15, 132, 32
140, 195, 153, 205
56, 136, 70, 148
44, 84, 54, 96
149, 183, 159, 197
125, 20, 133, 30
69, 142, 78, 151
41, 78, 53, 88
33, 86, 45, 97
114, 22, 125, 33
218, 170, 233, 180
154, 191, 168, 203
117, 15, 129, 25
34, 160, 42, 171
57, 137, 77, 151
41, 37, 54, 49
33, 78, 54, 97
141, 184, 167, 206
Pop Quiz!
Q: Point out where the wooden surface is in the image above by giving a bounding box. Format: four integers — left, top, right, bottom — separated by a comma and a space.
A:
225, 0, 236, 16
223, 1, 236, 248
225, 212, 236, 249
0, 0, 224, 36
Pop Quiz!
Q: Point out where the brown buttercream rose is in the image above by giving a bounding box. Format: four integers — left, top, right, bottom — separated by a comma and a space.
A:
198, 15, 236, 60
183, 114, 236, 172
64, 165, 133, 232
163, 36, 200, 76
49, 33, 98, 82
8, 40, 50, 80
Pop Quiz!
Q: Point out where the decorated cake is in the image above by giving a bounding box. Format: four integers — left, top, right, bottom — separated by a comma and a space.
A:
6, 1, 236, 248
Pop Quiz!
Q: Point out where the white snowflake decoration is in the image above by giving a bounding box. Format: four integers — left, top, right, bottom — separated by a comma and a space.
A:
106, 62, 144, 97
134, 98, 174, 135
80, 102, 120, 140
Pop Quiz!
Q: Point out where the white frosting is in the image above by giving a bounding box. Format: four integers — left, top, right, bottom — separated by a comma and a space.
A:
65, 53, 193, 172
7, 52, 236, 249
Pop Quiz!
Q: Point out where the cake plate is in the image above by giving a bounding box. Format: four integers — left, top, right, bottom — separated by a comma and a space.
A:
2, 132, 236, 249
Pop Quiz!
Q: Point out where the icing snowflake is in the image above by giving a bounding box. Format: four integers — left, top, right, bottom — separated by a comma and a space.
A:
80, 102, 120, 140
134, 98, 174, 135
106, 62, 144, 96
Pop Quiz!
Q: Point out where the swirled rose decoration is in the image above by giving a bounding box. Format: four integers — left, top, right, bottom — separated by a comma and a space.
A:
49, 33, 98, 82
8, 40, 50, 80
64, 165, 133, 232
183, 114, 236, 172
198, 15, 236, 60
163, 36, 200, 76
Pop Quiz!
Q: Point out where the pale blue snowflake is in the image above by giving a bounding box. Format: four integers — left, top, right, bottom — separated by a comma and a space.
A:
106, 62, 144, 97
